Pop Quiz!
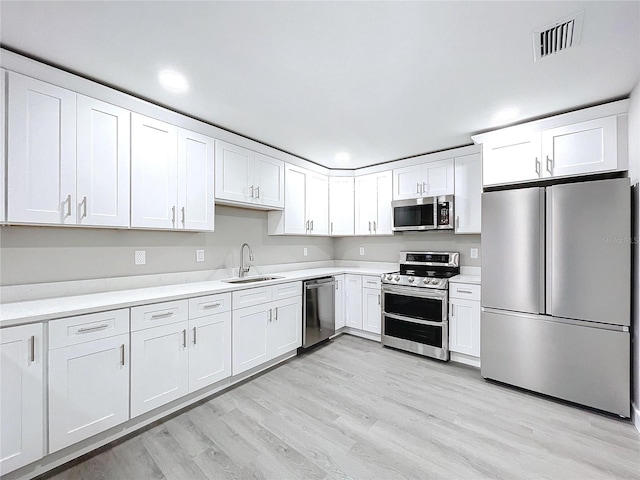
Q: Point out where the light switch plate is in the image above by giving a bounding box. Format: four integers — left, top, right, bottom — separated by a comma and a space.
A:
470, 248, 478, 259
303, 247, 308, 256
135, 250, 146, 265
196, 249, 205, 262
359, 247, 365, 256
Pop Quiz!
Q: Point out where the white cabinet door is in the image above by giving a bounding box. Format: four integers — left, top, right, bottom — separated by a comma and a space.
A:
329, 177, 354, 236
131, 113, 178, 229
482, 135, 541, 186
0, 323, 44, 475
344, 274, 363, 329
307, 172, 329, 235
48, 334, 129, 452
362, 287, 381, 334
374, 171, 393, 235
454, 153, 481, 234
214, 141, 252, 204
423, 159, 454, 196
0, 69, 5, 223
392, 164, 423, 200
232, 304, 270, 375
283, 164, 308, 235
7, 72, 77, 224
541, 116, 619, 178
449, 297, 481, 357
130, 321, 189, 417
269, 296, 302, 357
178, 128, 214, 231
76, 95, 130, 227
354, 174, 376, 235
334, 275, 345, 329
188, 312, 231, 392
254, 152, 285, 209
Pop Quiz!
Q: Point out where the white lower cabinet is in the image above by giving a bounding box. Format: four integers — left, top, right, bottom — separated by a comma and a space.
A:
334, 274, 346, 329
344, 274, 363, 329
232, 282, 302, 375
188, 311, 232, 392
449, 282, 481, 358
0, 323, 44, 475
362, 277, 382, 334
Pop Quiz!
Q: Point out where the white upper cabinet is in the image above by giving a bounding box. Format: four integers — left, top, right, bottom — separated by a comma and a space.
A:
393, 158, 454, 200
475, 101, 628, 187
7, 72, 77, 225
0, 69, 5, 223
76, 95, 130, 227
329, 177, 355, 236
178, 129, 215, 231
131, 113, 214, 231
215, 140, 284, 209
454, 153, 481, 234
268, 164, 328, 235
541, 117, 619, 178
355, 170, 392, 235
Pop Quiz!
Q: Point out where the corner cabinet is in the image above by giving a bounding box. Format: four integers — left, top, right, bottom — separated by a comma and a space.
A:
131, 114, 214, 231
354, 170, 392, 235
268, 165, 329, 235
0, 323, 44, 475
454, 153, 481, 234
215, 140, 285, 210
329, 177, 354, 236
344, 274, 363, 328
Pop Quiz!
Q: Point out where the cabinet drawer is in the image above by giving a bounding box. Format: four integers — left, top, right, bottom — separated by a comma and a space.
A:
131, 300, 188, 332
272, 281, 302, 300
189, 293, 231, 318
449, 283, 481, 301
49, 309, 129, 349
232, 286, 272, 309
362, 275, 382, 289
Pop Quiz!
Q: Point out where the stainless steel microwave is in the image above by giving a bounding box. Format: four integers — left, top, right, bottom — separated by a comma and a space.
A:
391, 195, 454, 231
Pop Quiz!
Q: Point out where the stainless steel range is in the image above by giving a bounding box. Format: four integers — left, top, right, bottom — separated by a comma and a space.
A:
381, 251, 460, 361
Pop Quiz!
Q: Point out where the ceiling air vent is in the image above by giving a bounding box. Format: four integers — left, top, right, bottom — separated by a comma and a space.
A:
533, 11, 584, 62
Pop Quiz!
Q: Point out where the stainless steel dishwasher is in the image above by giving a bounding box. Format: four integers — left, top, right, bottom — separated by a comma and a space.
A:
301, 277, 336, 350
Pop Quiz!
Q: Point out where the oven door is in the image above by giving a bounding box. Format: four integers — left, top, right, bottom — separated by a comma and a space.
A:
381, 284, 449, 361
392, 198, 437, 232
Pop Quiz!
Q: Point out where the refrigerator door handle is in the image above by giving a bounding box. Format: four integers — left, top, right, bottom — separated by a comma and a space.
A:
545, 187, 552, 315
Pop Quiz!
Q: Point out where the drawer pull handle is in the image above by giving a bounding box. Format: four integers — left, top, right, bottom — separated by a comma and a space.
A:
120, 344, 125, 366
203, 303, 221, 309
456, 289, 473, 294
30, 335, 35, 362
77, 324, 109, 333
151, 312, 174, 319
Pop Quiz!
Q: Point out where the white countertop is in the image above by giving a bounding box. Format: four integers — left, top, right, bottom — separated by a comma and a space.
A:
450, 274, 481, 285
0, 267, 388, 327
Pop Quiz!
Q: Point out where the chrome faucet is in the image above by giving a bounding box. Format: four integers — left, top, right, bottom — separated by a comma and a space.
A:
239, 243, 254, 278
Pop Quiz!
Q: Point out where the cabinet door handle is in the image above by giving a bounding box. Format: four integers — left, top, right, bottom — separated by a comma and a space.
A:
306, 220, 310, 231
181, 207, 185, 226
274, 307, 278, 321
193, 327, 197, 345
373, 221, 377, 233
256, 186, 260, 199
451, 305, 455, 318
455, 216, 460, 230
30, 335, 35, 362
416, 182, 420, 194
77, 323, 109, 333
172, 206, 176, 226
310, 220, 314, 231
335, 282, 339, 291
81, 196, 88, 219
546, 156, 553, 174
250, 185, 255, 198
65, 194, 72, 217
378, 294, 381, 305
151, 311, 174, 319
268, 309, 272, 323
423, 182, 427, 195
203, 302, 221, 309
182, 329, 187, 348
331, 222, 333, 234
535, 157, 541, 175
368, 221, 371, 233
120, 344, 125, 366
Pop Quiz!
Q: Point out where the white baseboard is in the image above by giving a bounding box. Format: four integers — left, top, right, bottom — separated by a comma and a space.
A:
633, 402, 640, 435
450, 352, 480, 368
342, 327, 381, 342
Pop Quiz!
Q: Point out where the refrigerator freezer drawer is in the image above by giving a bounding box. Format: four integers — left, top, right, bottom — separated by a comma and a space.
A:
481, 310, 630, 417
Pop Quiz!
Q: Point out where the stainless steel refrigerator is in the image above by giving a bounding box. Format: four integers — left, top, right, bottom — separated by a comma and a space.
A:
481, 177, 631, 417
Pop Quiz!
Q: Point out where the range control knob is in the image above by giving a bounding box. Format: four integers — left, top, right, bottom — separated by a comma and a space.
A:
386, 274, 393, 281
394, 275, 400, 281
431, 279, 439, 285
408, 277, 415, 283
423, 278, 429, 285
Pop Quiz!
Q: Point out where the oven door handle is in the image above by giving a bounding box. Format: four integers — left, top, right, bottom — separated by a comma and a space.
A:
382, 285, 447, 300
383, 312, 446, 327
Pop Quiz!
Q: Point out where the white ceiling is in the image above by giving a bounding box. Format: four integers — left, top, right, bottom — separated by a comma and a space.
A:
1, 1, 638, 169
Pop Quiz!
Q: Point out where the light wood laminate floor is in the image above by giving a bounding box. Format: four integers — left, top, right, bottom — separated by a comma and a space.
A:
47, 335, 640, 480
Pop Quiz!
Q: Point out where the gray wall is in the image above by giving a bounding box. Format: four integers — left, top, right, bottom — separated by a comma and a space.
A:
0, 205, 334, 285
333, 231, 481, 266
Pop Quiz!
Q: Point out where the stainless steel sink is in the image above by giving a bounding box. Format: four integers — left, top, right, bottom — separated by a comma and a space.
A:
221, 275, 283, 284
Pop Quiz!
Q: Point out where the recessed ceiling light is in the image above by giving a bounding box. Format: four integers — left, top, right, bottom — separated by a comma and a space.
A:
158, 69, 189, 93
335, 152, 350, 163
493, 107, 520, 123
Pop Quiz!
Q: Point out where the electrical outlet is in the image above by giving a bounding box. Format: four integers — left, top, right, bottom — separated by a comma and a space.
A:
470, 248, 478, 259
359, 247, 365, 256
303, 247, 308, 256
135, 250, 146, 265
196, 249, 205, 262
